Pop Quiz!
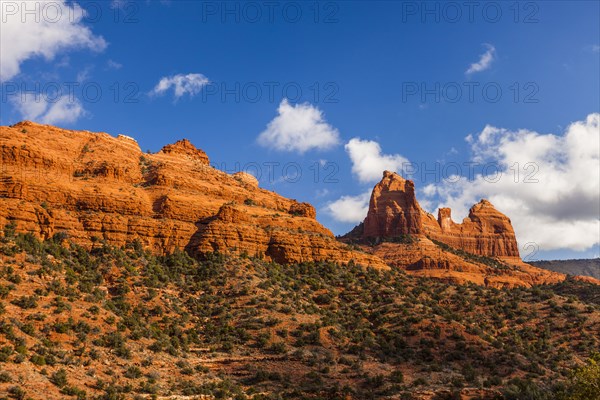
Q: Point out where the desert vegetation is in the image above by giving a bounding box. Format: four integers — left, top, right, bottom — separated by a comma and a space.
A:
0, 225, 599, 399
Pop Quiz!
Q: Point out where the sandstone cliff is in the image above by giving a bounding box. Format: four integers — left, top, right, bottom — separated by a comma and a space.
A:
363, 171, 423, 237
361, 171, 519, 259
0, 121, 385, 268
344, 171, 569, 288
1, 123, 590, 288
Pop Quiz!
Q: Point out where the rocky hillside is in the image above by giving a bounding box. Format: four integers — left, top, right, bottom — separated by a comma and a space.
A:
532, 259, 600, 280
0, 230, 598, 399
0, 121, 383, 269
1, 122, 599, 399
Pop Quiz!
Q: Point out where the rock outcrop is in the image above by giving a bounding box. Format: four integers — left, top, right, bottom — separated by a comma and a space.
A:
361, 171, 519, 260
0, 121, 386, 268
344, 171, 569, 288
363, 170, 423, 237
158, 139, 210, 164
424, 200, 520, 261
1, 123, 590, 288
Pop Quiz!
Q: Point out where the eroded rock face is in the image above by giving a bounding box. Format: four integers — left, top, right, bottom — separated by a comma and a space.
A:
1, 123, 585, 288
343, 171, 569, 287
361, 171, 519, 259
0, 121, 386, 269
367, 238, 567, 289
158, 139, 210, 165
232, 172, 259, 188
363, 171, 422, 237
424, 200, 521, 260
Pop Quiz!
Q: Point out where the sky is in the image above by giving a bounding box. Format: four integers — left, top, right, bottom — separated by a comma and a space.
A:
0, 0, 599, 260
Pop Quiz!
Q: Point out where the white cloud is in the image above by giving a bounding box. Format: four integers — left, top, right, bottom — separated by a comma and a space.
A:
465, 44, 496, 75
107, 59, 123, 70
151, 73, 209, 99
0, 0, 106, 81
257, 99, 341, 154
424, 113, 600, 252
345, 138, 409, 183
11, 93, 85, 125
76, 66, 92, 83
324, 191, 371, 224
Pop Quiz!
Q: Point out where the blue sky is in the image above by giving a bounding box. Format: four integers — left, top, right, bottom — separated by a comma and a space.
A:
1, 0, 599, 260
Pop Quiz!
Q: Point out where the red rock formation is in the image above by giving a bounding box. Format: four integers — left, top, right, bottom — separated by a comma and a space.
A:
1, 123, 588, 288
423, 200, 521, 261
344, 170, 570, 287
361, 171, 519, 259
363, 171, 422, 237
0, 121, 386, 269
232, 171, 259, 187
367, 238, 566, 289
158, 139, 210, 164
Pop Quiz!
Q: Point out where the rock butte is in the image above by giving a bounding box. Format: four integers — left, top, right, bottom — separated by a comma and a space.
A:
0, 122, 595, 288
342, 171, 596, 288
362, 170, 520, 260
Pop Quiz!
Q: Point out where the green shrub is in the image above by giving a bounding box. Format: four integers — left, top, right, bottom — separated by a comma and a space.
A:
50, 368, 68, 387
123, 365, 142, 379
8, 386, 26, 400
11, 295, 38, 309
0, 371, 12, 382
565, 353, 600, 400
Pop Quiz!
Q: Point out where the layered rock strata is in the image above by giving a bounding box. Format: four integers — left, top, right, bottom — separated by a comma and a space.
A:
0, 121, 386, 268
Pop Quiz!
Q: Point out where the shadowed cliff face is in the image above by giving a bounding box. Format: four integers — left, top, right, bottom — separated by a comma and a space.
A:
362, 171, 520, 259
0, 121, 386, 268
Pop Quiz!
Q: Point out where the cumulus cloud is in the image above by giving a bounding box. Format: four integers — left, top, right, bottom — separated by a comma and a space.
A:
345, 138, 409, 183
423, 113, 600, 252
151, 73, 209, 99
0, 0, 107, 81
11, 93, 85, 125
325, 138, 409, 223
465, 44, 496, 75
324, 191, 371, 224
257, 99, 341, 154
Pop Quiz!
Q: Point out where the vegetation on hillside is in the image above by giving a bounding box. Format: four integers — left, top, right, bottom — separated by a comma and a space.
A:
429, 238, 514, 271
531, 259, 600, 280
0, 225, 599, 399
